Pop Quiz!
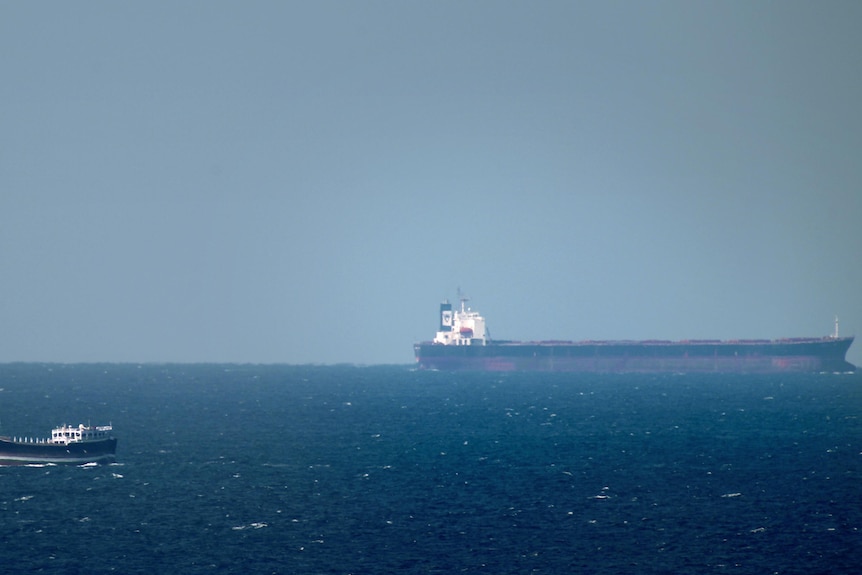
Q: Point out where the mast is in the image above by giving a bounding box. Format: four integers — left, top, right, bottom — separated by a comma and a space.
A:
457, 287, 469, 313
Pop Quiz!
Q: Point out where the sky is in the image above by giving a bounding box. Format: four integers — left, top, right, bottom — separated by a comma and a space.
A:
2, 1, 861, 366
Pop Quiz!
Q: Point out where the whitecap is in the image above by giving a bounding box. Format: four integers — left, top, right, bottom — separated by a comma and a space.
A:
232, 522, 268, 531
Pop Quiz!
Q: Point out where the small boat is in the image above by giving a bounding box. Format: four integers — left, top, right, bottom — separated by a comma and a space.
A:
0, 423, 117, 465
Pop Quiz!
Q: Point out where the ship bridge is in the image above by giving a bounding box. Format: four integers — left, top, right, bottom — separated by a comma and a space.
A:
51, 424, 113, 445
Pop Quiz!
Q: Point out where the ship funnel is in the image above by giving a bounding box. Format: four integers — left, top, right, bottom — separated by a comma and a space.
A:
439, 300, 453, 331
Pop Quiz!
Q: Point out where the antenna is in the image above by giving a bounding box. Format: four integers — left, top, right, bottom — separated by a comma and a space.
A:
457, 287, 469, 312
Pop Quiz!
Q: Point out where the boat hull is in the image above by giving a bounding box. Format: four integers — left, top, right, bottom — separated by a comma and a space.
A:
0, 437, 118, 466
414, 337, 856, 373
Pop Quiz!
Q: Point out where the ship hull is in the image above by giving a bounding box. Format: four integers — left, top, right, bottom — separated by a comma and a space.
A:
0, 437, 118, 466
414, 337, 856, 373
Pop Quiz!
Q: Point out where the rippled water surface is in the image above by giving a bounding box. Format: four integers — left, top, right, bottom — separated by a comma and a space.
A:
1, 364, 859, 574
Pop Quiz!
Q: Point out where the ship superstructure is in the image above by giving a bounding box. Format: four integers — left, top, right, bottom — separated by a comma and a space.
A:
433, 298, 487, 346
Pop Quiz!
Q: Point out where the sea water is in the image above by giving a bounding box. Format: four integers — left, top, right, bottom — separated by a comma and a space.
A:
0, 364, 859, 574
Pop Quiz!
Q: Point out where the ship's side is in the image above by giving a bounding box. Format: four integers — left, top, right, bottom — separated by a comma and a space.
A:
414, 298, 856, 373
414, 337, 856, 373
0, 437, 117, 465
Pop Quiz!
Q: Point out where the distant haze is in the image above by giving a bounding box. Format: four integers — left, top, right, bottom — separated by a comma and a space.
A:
2, 2, 860, 366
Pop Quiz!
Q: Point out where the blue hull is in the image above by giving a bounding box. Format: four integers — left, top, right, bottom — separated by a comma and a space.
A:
414, 337, 856, 373
0, 437, 118, 465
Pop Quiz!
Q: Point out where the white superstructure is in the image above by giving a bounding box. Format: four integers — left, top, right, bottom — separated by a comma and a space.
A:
50, 423, 113, 445
433, 297, 487, 346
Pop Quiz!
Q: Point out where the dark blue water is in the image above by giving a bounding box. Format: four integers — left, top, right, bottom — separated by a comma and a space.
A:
1, 364, 859, 574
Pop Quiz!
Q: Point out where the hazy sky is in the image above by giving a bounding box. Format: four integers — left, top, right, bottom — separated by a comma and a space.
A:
2, 1, 861, 366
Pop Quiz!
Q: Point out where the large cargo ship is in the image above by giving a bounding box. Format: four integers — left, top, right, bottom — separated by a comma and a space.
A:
414, 298, 856, 373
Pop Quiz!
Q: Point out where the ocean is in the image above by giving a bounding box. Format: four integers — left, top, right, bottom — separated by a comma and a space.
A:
0, 364, 859, 574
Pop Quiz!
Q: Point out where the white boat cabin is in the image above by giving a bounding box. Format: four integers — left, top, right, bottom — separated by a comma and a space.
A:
51, 424, 113, 445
